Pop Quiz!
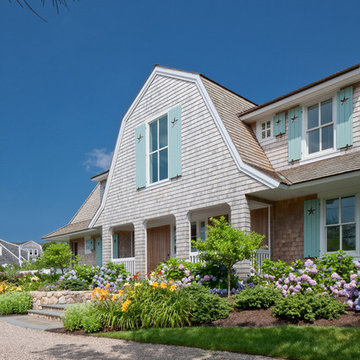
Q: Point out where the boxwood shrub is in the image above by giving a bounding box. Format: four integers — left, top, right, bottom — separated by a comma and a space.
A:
235, 285, 281, 310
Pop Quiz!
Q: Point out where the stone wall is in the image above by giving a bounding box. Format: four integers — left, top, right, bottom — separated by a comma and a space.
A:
30, 291, 92, 310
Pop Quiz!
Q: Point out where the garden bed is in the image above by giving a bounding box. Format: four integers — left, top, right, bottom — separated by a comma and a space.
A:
213, 308, 360, 328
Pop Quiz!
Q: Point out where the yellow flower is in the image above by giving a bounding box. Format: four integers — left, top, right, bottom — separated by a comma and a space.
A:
134, 282, 142, 287
118, 290, 123, 296
152, 282, 158, 289
160, 282, 167, 289
30, 276, 39, 282
121, 299, 131, 312
170, 285, 177, 292
105, 284, 110, 288
111, 295, 117, 302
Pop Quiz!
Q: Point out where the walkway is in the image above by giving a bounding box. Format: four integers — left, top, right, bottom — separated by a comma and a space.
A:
0, 320, 272, 360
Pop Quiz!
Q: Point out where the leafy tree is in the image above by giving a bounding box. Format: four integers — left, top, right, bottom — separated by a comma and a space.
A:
38, 242, 79, 274
192, 216, 263, 298
42, 241, 57, 252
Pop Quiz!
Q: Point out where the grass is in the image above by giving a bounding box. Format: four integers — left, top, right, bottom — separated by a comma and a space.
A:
95, 326, 360, 360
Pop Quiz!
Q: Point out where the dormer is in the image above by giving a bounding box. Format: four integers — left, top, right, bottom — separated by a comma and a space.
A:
91, 170, 109, 200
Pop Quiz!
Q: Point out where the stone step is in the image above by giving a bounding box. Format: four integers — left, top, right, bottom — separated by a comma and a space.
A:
28, 309, 64, 322
40, 303, 74, 312
0, 315, 64, 330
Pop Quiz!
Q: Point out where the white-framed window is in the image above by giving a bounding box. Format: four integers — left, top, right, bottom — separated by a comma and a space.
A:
148, 115, 168, 184
261, 120, 272, 139
34, 249, 38, 256
29, 249, 33, 256
325, 195, 357, 252
306, 98, 334, 155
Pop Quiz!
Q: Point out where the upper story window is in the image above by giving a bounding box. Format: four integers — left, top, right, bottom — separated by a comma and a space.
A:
29, 249, 33, 256
325, 195, 356, 252
149, 115, 168, 184
307, 99, 334, 154
261, 121, 272, 139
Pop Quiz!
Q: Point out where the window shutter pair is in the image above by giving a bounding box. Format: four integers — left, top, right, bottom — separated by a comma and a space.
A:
336, 86, 353, 149
135, 105, 182, 189
113, 234, 119, 259
303, 199, 320, 258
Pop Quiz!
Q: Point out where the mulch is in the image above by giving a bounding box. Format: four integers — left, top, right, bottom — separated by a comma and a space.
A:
213, 308, 360, 328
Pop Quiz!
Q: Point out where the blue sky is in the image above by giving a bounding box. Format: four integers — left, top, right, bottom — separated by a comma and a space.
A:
1, 0, 360, 243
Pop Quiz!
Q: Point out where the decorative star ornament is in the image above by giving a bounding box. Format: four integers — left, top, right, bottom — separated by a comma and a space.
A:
291, 115, 297, 122
171, 117, 178, 127
308, 207, 315, 215
276, 119, 281, 125
137, 134, 143, 143
340, 96, 349, 105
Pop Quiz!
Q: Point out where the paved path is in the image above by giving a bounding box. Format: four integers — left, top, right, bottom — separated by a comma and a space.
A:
0, 320, 273, 360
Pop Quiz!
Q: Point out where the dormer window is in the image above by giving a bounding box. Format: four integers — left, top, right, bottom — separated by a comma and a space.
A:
307, 99, 334, 154
261, 121, 272, 139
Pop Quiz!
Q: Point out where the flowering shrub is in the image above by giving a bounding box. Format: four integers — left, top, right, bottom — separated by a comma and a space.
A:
60, 262, 129, 291
155, 258, 199, 285
341, 261, 360, 311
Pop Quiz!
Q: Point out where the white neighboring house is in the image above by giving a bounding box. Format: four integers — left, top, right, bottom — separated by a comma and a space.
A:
0, 239, 29, 267
18, 241, 43, 261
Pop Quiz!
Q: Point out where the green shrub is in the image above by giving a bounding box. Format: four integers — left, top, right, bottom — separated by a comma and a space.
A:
63, 303, 102, 333
235, 286, 281, 310
155, 257, 199, 282
180, 284, 232, 324
272, 293, 347, 322
0, 292, 32, 315
60, 279, 89, 291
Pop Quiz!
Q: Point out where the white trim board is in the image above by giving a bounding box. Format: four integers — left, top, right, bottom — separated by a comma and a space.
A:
89, 66, 280, 228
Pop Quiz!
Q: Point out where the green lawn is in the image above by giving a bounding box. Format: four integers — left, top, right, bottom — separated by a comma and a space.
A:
95, 326, 360, 360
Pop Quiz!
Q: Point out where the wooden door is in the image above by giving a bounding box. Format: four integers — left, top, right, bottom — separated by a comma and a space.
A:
147, 225, 170, 273
250, 208, 268, 246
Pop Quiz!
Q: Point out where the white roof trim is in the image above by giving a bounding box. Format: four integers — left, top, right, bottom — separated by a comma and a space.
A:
240, 67, 360, 121
89, 66, 280, 228
0, 241, 21, 263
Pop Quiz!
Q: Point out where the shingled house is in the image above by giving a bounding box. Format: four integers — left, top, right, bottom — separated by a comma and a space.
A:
0, 239, 29, 267
43, 63, 360, 275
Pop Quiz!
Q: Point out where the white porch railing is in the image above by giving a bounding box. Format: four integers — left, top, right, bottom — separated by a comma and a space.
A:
253, 249, 270, 272
113, 257, 135, 275
190, 252, 201, 263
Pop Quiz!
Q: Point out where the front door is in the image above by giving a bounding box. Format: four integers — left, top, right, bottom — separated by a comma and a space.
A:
250, 208, 269, 247
96, 236, 102, 267
147, 225, 170, 273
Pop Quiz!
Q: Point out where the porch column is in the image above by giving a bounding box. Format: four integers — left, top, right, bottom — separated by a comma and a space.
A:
174, 212, 190, 261
134, 220, 146, 275
102, 226, 112, 264
230, 195, 251, 231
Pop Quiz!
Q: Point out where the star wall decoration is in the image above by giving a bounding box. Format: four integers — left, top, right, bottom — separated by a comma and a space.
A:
307, 207, 315, 215
171, 117, 178, 127
276, 119, 281, 125
291, 115, 297, 122
137, 134, 143, 143
340, 96, 349, 105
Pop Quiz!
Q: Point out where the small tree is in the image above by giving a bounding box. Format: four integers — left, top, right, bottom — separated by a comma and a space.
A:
192, 216, 263, 298
38, 242, 79, 274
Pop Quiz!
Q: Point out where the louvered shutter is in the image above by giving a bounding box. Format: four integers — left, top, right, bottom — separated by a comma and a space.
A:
168, 105, 182, 178
273, 112, 285, 136
113, 234, 119, 259
288, 106, 302, 162
135, 124, 146, 189
304, 199, 321, 258
337, 86, 353, 149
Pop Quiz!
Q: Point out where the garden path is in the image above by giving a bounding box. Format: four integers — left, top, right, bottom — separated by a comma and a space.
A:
0, 320, 272, 360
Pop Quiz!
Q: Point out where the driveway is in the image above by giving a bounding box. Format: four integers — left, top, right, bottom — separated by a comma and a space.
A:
0, 320, 272, 360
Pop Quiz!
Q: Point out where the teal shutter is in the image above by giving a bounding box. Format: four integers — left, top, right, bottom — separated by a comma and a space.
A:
96, 237, 102, 267
337, 86, 353, 149
113, 234, 119, 259
168, 105, 182, 178
86, 239, 94, 251
304, 199, 320, 258
135, 124, 146, 189
273, 112, 285, 136
288, 106, 302, 162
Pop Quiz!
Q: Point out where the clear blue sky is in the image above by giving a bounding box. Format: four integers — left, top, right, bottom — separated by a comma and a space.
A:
1, 0, 360, 243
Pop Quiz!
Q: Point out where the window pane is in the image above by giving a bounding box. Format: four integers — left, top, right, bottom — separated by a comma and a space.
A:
321, 99, 332, 125
262, 123, 265, 130
150, 152, 158, 183
261, 132, 265, 139
308, 129, 320, 154
321, 124, 333, 150
200, 221, 206, 241
159, 116, 168, 148
308, 104, 319, 129
267, 129, 271, 137
341, 196, 355, 223
191, 222, 197, 252
149, 121, 158, 152
266, 121, 271, 128
326, 198, 339, 225
327, 226, 340, 252
343, 224, 356, 251
159, 148, 168, 180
